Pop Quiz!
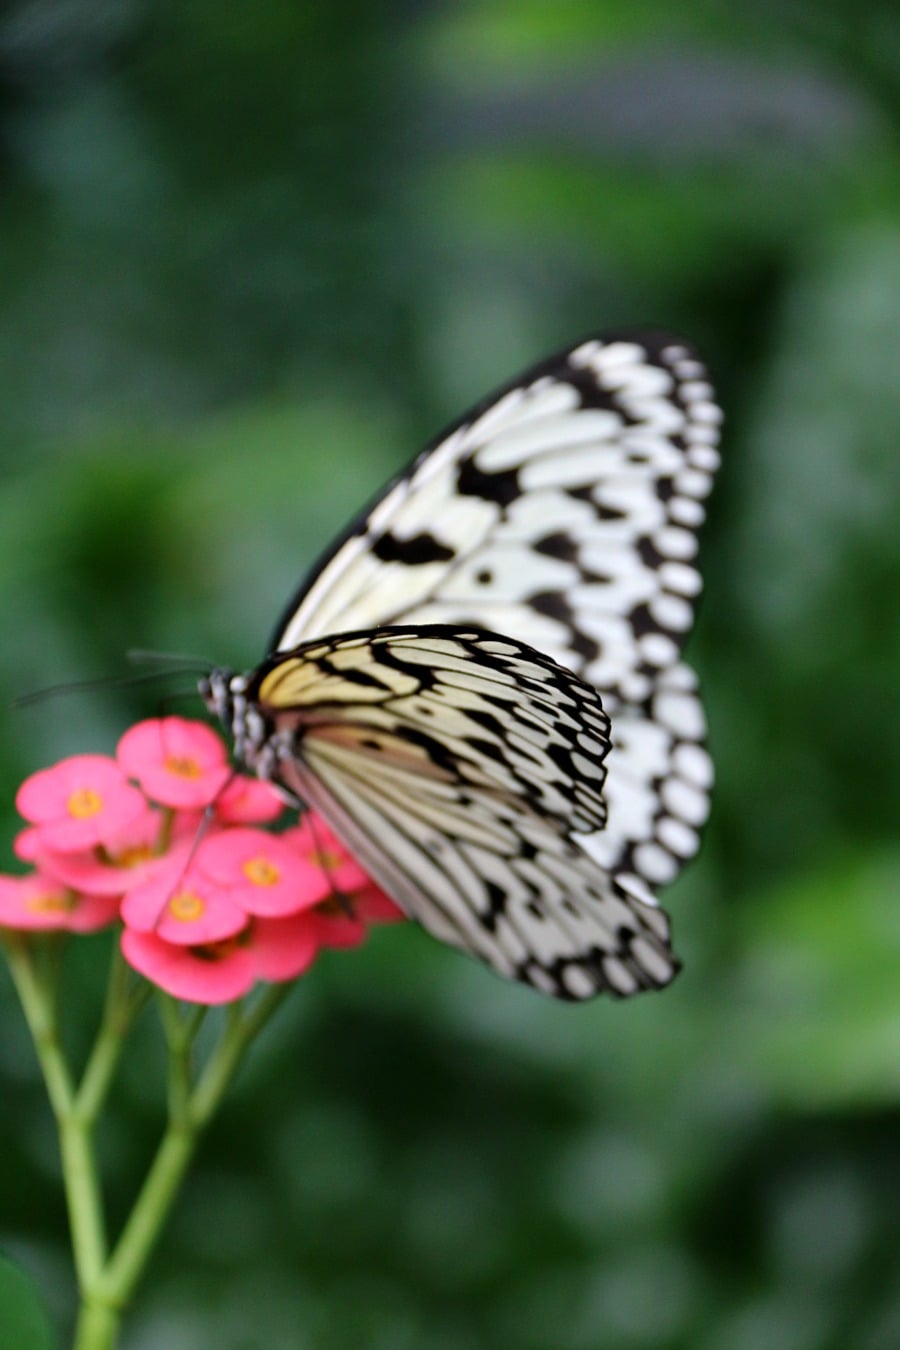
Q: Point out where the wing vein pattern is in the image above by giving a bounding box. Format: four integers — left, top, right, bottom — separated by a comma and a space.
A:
254, 628, 678, 999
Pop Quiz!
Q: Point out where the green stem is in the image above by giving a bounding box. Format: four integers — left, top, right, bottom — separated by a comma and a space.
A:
95, 1122, 197, 1312
6, 939, 73, 1117
6, 932, 295, 1349
73, 1299, 119, 1350
158, 994, 193, 1125
5, 940, 108, 1288
58, 1116, 108, 1289
96, 984, 291, 1312
191, 989, 285, 1127
76, 949, 149, 1126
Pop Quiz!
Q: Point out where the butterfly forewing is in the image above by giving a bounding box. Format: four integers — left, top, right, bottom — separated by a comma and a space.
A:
250, 628, 678, 999
271, 332, 720, 705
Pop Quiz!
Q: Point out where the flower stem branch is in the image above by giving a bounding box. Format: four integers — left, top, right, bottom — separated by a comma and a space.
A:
94, 984, 289, 1320
76, 948, 148, 1125
5, 939, 108, 1289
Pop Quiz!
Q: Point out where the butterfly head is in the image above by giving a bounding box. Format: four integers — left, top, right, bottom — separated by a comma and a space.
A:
200, 667, 271, 772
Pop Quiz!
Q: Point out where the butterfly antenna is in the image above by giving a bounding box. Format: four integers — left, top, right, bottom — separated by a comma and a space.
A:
126, 649, 215, 672
11, 670, 205, 710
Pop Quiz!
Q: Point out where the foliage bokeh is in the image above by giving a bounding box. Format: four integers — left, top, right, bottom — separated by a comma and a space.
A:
1, 2, 898, 1347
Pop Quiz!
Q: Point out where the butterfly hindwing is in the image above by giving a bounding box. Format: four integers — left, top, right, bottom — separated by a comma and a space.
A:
250, 628, 678, 999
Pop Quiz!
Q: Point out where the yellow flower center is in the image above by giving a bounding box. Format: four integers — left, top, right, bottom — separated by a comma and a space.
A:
67, 787, 103, 819
242, 856, 280, 887
168, 890, 206, 922
165, 756, 202, 779
193, 930, 251, 961
26, 890, 73, 914
310, 849, 343, 870
114, 845, 155, 868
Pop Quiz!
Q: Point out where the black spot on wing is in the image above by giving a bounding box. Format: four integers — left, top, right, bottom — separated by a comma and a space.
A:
545, 739, 580, 776
482, 879, 507, 927
321, 659, 388, 689
563, 487, 625, 522
371, 533, 455, 565
525, 591, 600, 667
390, 722, 458, 774
569, 630, 601, 665
457, 457, 521, 507
628, 603, 658, 638
564, 364, 641, 421
466, 706, 507, 739
528, 590, 569, 621
534, 532, 578, 562
637, 537, 667, 570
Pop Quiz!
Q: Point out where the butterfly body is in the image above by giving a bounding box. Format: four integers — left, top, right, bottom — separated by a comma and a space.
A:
203, 332, 720, 1000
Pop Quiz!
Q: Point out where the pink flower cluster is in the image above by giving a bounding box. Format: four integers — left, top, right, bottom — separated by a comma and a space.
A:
0, 718, 403, 1004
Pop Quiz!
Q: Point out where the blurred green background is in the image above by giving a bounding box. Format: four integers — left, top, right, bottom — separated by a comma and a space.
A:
1, 2, 899, 1347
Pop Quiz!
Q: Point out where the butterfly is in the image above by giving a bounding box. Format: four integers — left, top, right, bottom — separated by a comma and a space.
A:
201, 331, 720, 1000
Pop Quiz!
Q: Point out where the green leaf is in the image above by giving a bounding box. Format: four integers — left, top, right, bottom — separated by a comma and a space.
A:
0, 1257, 55, 1350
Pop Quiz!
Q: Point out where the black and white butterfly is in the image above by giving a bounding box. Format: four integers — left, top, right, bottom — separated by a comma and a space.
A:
201, 332, 720, 1000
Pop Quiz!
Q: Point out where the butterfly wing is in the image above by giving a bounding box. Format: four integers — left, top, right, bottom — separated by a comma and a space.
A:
252, 628, 678, 999
270, 332, 719, 696
269, 331, 720, 894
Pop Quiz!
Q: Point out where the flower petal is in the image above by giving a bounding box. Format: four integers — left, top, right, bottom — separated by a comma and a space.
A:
18, 806, 170, 897
0, 872, 119, 933
198, 829, 331, 916
16, 755, 147, 852
121, 857, 248, 945
282, 816, 376, 894
121, 929, 256, 1004
117, 718, 231, 809
251, 913, 320, 981
215, 776, 286, 825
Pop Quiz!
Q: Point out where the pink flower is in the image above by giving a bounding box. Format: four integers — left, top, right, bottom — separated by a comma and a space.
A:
16, 755, 147, 852
121, 929, 257, 1004
14, 808, 185, 898
6, 718, 406, 1004
214, 776, 285, 825
246, 913, 320, 982
311, 902, 367, 950
117, 718, 231, 809
282, 817, 377, 895
197, 828, 331, 917
284, 816, 405, 931
352, 887, 406, 924
121, 856, 247, 946
0, 872, 120, 933
120, 911, 319, 1005
308, 889, 404, 949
